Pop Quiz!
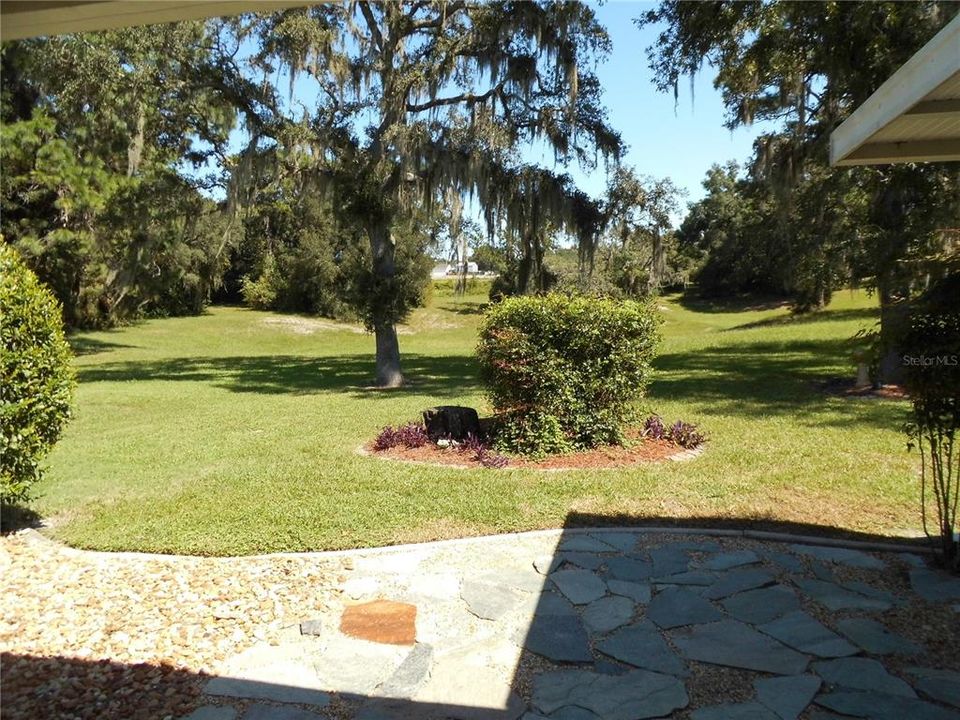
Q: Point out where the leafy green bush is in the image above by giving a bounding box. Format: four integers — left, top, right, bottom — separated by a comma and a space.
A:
477, 293, 661, 456
1, 244, 76, 504
241, 253, 280, 310
900, 274, 960, 570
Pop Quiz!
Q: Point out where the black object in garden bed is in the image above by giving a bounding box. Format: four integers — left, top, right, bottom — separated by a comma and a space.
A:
422, 406, 481, 441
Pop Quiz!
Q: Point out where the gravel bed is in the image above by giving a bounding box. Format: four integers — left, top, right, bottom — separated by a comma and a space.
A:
1, 530, 341, 720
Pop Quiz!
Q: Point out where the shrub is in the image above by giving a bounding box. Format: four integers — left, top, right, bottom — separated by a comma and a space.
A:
642, 415, 667, 440
241, 254, 279, 310
900, 274, 960, 570
373, 422, 430, 451
667, 420, 706, 449
477, 293, 661, 456
457, 433, 510, 469
642, 415, 705, 449
1, 244, 76, 504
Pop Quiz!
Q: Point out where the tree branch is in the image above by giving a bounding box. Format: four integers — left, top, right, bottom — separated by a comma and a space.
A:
357, 1, 384, 53
407, 82, 502, 113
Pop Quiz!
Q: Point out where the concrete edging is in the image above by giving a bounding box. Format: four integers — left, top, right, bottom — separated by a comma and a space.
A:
14, 522, 932, 563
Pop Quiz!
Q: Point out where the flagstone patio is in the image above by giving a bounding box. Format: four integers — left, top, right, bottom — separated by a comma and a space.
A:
182, 531, 959, 720
3, 527, 959, 720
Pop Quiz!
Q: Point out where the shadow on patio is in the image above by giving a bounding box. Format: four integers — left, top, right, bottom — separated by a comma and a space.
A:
3, 512, 958, 720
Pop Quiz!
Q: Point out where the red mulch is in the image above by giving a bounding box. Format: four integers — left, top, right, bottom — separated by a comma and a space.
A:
367, 434, 693, 470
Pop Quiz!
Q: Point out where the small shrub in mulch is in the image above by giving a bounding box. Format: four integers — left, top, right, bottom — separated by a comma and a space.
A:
642, 415, 707, 450
373, 423, 430, 451
367, 415, 705, 471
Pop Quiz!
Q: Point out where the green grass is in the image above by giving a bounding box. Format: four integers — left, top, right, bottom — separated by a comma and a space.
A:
34, 285, 918, 555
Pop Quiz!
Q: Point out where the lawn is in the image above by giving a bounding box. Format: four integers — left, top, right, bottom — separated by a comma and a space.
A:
35, 284, 918, 556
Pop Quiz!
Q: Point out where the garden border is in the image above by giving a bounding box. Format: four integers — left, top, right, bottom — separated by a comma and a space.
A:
14, 522, 931, 562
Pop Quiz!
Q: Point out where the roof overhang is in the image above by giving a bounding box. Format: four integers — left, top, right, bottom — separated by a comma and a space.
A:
830, 13, 960, 166
0, 1, 311, 42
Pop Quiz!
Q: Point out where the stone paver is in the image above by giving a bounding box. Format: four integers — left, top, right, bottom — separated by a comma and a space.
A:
701, 550, 761, 571
672, 620, 810, 675
479, 567, 545, 594
606, 579, 651, 603
910, 567, 960, 603
461, 580, 523, 621
532, 668, 688, 720
702, 568, 776, 600
754, 674, 821, 720
650, 546, 691, 577
561, 552, 605, 570
906, 667, 960, 709
652, 570, 716, 586
376, 643, 433, 697
815, 691, 960, 720
835, 618, 921, 656
597, 620, 689, 677
551, 569, 608, 605
757, 611, 858, 658
794, 578, 892, 611
692, 702, 779, 720
722, 584, 800, 624
604, 556, 653, 582
647, 586, 723, 629
533, 555, 562, 575
812, 657, 916, 698
591, 532, 641, 553
410, 639, 524, 719
522, 613, 593, 663
582, 595, 635, 634
764, 550, 806, 573
340, 600, 417, 645
559, 536, 617, 553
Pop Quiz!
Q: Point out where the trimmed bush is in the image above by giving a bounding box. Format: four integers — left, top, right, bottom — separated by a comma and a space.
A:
1, 244, 75, 504
477, 293, 661, 456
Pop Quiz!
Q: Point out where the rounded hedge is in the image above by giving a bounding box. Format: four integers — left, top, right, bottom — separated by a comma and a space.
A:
1, 243, 75, 504
477, 293, 661, 456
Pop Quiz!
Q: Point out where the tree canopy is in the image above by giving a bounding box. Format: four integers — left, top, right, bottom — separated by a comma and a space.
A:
643, 0, 960, 340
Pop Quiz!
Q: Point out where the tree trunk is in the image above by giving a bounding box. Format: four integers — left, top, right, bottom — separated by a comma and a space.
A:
374, 320, 403, 387
367, 222, 404, 387
876, 279, 909, 385
517, 233, 534, 295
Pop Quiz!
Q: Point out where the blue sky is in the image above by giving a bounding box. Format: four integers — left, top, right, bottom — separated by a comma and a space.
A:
555, 1, 771, 206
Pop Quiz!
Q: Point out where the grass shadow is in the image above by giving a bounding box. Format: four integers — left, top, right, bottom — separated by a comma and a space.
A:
77, 353, 481, 398
727, 307, 878, 331
0, 503, 42, 534
674, 292, 791, 315
67, 336, 137, 356
563, 511, 928, 546
651, 337, 908, 429
436, 300, 488, 316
